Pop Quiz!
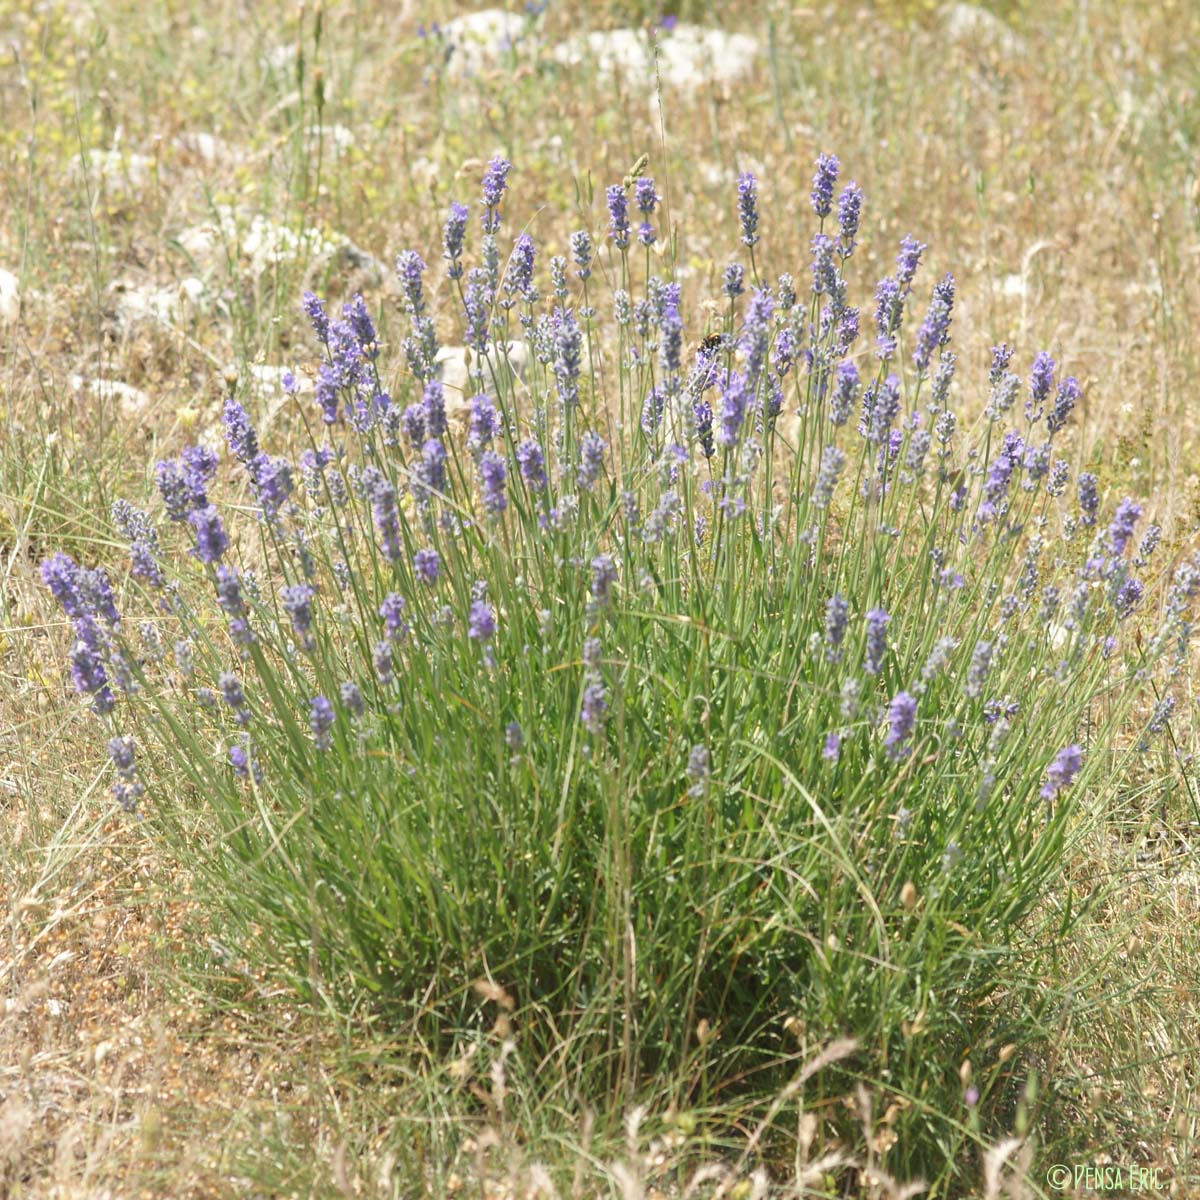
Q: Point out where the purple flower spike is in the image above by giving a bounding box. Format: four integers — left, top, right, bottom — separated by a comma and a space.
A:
414, 547, 441, 584
310, 695, 335, 751
302, 291, 330, 342
864, 608, 890, 676
606, 185, 631, 250
479, 449, 508, 514
737, 171, 759, 247
1109, 498, 1143, 556
469, 600, 496, 642
481, 155, 512, 231
811, 153, 839, 219
223, 399, 260, 465
517, 438, 548, 491
188, 505, 228, 564
469, 393, 501, 449
914, 274, 955, 374
1041, 745, 1083, 801
1030, 351, 1056, 406
578, 430, 606, 491
281, 583, 317, 651
42, 553, 90, 621
1078, 473, 1099, 526
380, 592, 410, 642
884, 691, 917, 760
443, 201, 469, 278
896, 235, 926, 288
581, 682, 608, 734
634, 176, 659, 216
837, 182, 863, 255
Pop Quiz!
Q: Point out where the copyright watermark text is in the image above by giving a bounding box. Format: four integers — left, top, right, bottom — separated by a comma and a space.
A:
1046, 1163, 1166, 1192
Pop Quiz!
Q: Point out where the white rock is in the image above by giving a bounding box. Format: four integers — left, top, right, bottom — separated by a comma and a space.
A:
308, 123, 356, 153
261, 43, 299, 73
554, 24, 759, 90
244, 214, 340, 275
109, 277, 206, 328
176, 205, 340, 277
656, 25, 760, 90
244, 364, 313, 395
77, 148, 155, 197
1047, 622, 1071, 651
68, 374, 152, 419
245, 365, 315, 432
434, 342, 532, 417
0, 268, 18, 323
441, 9, 532, 78
940, 3, 1024, 56
176, 218, 227, 269
554, 28, 648, 78
174, 130, 237, 165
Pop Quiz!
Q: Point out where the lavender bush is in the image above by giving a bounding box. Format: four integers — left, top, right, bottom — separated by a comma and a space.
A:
42, 153, 1197, 1184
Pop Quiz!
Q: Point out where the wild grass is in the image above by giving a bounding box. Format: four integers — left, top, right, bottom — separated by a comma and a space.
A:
3, 1, 1199, 1196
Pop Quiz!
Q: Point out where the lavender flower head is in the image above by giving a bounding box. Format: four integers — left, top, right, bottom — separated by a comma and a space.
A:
590, 553, 618, 611
717, 372, 750, 449
913, 274, 955, 374
223, 399, 260, 465
570, 229, 592, 280
310, 695, 335, 751
340, 681, 365, 718
895, 234, 926, 289
1109, 498, 1143, 557
831, 360, 860, 426
281, 583, 317, 651
506, 232, 538, 304
414, 547, 441, 584
965, 640, 993, 699
1078, 473, 1099, 527
577, 431, 606, 491
1047, 376, 1080, 435
606, 184, 631, 250
396, 250, 427, 317
443, 201, 469, 278
516, 438, 548, 490
380, 592, 410, 642
736, 171, 759, 247
884, 692, 917, 760
481, 155, 512, 232
686, 744, 711, 797
581, 682, 608, 735
479, 449, 508, 514
811, 153, 839, 219
302, 290, 330, 342
864, 608, 890, 676
812, 445, 846, 510
469, 600, 496, 642
837, 181, 863, 255
468, 393, 502, 449
112, 499, 165, 589
824, 593, 849, 661
423, 380, 448, 439
635, 177, 658, 242
1030, 351, 1056, 413
1041, 744, 1083, 801
188, 505, 228, 564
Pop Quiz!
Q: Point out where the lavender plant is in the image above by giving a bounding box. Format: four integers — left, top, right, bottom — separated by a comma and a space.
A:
41, 154, 1198, 1185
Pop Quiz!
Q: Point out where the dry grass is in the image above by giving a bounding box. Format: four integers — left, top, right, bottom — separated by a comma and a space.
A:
2, 0, 1199, 1193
